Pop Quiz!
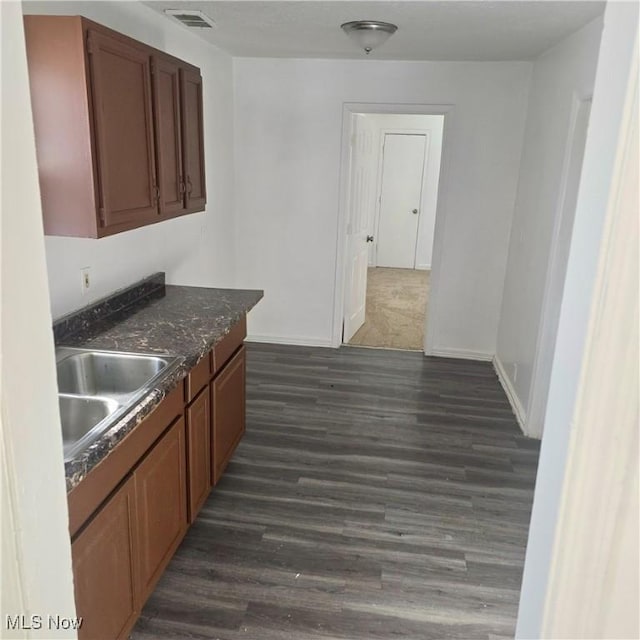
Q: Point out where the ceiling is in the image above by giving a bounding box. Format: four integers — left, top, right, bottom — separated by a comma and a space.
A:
143, 1, 605, 61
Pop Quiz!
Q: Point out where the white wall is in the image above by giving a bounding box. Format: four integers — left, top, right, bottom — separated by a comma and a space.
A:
363, 114, 444, 270
233, 58, 530, 352
495, 17, 603, 433
23, 1, 237, 319
516, 2, 639, 637
1, 2, 77, 636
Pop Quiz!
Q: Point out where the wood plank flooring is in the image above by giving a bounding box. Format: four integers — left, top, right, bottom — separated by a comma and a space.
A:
131, 343, 540, 640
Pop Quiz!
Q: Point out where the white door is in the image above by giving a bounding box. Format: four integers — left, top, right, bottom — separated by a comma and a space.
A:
343, 115, 376, 342
376, 134, 427, 269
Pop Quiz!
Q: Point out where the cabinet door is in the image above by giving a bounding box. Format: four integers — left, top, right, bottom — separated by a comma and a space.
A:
152, 55, 186, 217
212, 346, 246, 485
186, 387, 212, 522
72, 476, 138, 640
180, 67, 206, 212
87, 30, 158, 230
135, 417, 187, 604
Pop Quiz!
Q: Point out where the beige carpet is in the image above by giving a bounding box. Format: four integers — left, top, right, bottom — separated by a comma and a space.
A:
348, 267, 429, 351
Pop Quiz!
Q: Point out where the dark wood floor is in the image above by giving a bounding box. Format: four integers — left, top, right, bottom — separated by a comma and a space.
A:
131, 343, 540, 640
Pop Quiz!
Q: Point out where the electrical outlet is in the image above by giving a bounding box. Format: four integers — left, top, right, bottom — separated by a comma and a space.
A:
80, 267, 91, 295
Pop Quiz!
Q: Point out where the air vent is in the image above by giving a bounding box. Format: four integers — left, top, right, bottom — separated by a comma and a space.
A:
164, 9, 216, 29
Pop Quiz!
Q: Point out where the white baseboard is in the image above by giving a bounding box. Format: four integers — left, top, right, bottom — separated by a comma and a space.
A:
428, 347, 493, 361
246, 334, 336, 348
493, 354, 526, 433
415, 263, 431, 271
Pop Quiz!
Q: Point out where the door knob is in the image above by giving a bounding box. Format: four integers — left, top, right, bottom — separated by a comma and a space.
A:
412, 209, 418, 214
366, 235, 374, 243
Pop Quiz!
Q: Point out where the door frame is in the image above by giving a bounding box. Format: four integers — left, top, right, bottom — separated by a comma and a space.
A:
372, 128, 432, 269
332, 103, 454, 352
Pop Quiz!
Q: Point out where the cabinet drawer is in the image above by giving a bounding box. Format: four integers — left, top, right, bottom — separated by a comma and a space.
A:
211, 316, 246, 376
184, 353, 210, 402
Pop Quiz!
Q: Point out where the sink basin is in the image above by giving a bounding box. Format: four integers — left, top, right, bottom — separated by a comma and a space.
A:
59, 394, 119, 457
55, 348, 182, 461
57, 351, 172, 404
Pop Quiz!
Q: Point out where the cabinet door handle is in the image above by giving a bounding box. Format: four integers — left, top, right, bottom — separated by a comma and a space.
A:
186, 176, 193, 195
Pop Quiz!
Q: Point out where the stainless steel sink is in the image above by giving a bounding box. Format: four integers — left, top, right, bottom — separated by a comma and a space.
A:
55, 348, 182, 461
57, 351, 173, 404
59, 394, 119, 455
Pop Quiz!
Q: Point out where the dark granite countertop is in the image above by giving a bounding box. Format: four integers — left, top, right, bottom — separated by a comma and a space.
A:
56, 274, 262, 491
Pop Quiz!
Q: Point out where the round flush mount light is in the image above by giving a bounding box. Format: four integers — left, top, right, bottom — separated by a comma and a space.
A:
340, 20, 398, 55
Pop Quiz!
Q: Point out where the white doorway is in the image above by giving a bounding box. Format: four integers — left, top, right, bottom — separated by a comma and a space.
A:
339, 109, 446, 351
376, 133, 427, 269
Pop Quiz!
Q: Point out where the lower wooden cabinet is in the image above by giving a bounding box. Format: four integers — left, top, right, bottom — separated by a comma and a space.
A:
69, 317, 248, 639
212, 346, 246, 485
71, 476, 138, 640
71, 417, 187, 640
135, 416, 187, 602
186, 387, 212, 522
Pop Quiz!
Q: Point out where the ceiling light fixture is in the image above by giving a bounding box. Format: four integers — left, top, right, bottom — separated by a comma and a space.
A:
340, 20, 398, 55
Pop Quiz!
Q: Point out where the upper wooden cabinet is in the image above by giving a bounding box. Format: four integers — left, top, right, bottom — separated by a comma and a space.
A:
23, 15, 206, 238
